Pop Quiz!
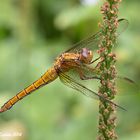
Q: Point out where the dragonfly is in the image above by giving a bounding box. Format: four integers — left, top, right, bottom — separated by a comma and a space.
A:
0, 19, 131, 113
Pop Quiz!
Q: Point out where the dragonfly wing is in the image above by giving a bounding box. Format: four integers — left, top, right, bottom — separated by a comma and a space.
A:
59, 72, 126, 111
59, 72, 100, 100
65, 19, 128, 53
117, 18, 129, 36
65, 31, 101, 53
116, 76, 140, 95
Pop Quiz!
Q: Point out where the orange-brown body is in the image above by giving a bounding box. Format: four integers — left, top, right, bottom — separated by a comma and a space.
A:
0, 49, 93, 113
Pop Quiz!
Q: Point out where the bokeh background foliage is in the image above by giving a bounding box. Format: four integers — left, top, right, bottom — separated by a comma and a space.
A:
0, 0, 140, 140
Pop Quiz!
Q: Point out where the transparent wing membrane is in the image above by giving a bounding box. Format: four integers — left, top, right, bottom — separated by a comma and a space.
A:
59, 72, 126, 111
116, 76, 140, 95
117, 19, 129, 36
65, 31, 101, 53
65, 19, 128, 53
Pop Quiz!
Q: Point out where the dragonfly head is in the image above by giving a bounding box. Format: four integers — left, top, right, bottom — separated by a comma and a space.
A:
80, 48, 93, 64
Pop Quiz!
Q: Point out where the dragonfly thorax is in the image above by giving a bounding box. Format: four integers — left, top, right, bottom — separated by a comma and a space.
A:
80, 48, 93, 64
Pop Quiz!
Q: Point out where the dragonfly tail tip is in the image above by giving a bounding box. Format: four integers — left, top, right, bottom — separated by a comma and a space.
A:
0, 108, 5, 113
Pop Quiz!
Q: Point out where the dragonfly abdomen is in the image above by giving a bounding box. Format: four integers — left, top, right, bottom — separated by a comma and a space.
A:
0, 67, 58, 113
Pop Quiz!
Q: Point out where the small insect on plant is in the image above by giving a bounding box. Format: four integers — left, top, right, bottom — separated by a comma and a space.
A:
0, 19, 136, 113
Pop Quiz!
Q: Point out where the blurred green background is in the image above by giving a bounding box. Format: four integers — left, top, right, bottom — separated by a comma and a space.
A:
0, 0, 140, 140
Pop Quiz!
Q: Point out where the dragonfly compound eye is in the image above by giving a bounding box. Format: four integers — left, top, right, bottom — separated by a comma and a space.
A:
82, 48, 88, 58
81, 48, 93, 64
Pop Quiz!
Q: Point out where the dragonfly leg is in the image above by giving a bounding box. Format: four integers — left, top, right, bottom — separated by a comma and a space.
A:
73, 59, 101, 80
95, 59, 105, 69
89, 56, 101, 64
74, 59, 96, 71
62, 59, 101, 80
76, 68, 100, 80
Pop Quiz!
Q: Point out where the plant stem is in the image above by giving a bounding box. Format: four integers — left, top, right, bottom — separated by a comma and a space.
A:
97, 0, 122, 140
